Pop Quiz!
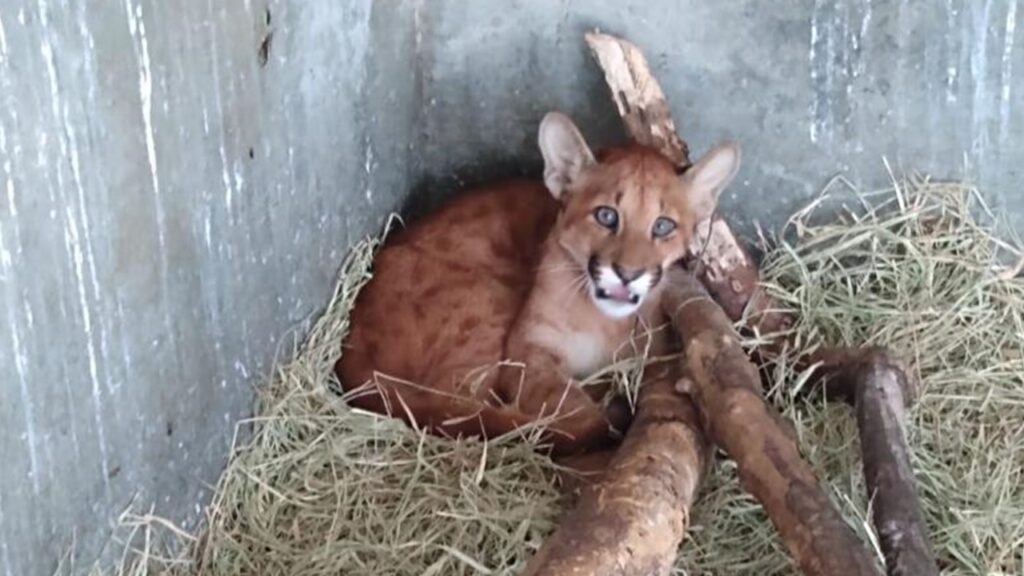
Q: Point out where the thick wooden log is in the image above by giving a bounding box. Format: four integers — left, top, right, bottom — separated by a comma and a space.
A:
662, 269, 880, 576
585, 31, 787, 333
522, 374, 708, 576
814, 349, 939, 576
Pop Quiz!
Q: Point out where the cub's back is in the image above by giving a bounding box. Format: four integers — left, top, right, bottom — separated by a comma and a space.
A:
337, 181, 558, 416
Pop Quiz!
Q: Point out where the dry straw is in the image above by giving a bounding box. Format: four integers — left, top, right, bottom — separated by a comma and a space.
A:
76, 175, 1023, 575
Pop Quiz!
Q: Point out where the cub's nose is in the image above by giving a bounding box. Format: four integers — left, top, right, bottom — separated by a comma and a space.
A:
612, 263, 644, 284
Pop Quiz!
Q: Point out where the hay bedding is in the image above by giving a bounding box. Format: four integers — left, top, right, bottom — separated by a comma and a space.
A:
88, 175, 1024, 576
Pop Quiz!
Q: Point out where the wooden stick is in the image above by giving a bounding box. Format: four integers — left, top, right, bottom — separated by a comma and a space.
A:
584, 32, 689, 166
662, 270, 880, 576
813, 348, 940, 576
521, 374, 708, 576
584, 31, 787, 333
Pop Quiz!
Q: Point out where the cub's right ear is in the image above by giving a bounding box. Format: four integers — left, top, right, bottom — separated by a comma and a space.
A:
538, 112, 595, 200
681, 141, 741, 224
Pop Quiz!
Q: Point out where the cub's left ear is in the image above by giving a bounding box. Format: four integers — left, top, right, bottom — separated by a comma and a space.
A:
538, 112, 596, 200
681, 142, 741, 222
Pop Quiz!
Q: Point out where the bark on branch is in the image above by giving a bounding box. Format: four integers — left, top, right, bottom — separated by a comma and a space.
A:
813, 349, 940, 576
522, 376, 708, 575
662, 270, 879, 576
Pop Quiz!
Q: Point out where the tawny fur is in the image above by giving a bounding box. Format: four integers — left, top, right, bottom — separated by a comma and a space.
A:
337, 112, 739, 454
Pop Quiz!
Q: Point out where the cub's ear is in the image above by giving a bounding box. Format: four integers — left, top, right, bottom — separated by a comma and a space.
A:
538, 112, 595, 200
681, 142, 740, 223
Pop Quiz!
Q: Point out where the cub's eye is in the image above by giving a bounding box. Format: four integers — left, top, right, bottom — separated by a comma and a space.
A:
652, 217, 677, 238
593, 206, 619, 231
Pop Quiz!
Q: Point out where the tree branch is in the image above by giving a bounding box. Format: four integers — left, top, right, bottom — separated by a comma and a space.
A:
662, 270, 880, 576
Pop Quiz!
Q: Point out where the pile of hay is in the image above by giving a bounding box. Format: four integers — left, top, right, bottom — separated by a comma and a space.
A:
91, 175, 1023, 575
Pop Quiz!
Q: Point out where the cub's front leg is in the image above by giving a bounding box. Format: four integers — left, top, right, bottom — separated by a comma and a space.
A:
494, 343, 625, 455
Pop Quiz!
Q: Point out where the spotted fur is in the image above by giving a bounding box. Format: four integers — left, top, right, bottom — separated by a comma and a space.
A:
337, 112, 740, 454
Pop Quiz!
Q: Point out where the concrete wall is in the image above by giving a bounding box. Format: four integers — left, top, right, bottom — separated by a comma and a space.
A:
0, 1, 416, 574
1, 1, 1021, 574
413, 1, 1024, 234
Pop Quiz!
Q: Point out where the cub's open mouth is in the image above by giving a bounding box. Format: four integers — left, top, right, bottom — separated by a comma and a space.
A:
594, 287, 640, 305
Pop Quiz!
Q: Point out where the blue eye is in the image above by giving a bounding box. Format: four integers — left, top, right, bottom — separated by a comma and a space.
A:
652, 217, 677, 238
594, 206, 619, 230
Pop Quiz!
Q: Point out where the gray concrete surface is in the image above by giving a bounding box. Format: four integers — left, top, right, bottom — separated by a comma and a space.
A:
1, 1, 1021, 574
0, 1, 417, 574
413, 1, 1024, 235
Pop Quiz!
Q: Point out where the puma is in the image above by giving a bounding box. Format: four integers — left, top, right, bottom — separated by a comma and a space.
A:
337, 112, 740, 454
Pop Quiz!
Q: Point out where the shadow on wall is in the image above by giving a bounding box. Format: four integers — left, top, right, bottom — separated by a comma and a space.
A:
399, 156, 545, 224
398, 11, 626, 225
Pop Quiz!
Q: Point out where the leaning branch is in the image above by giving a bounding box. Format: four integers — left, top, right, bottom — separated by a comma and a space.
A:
662, 270, 879, 576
